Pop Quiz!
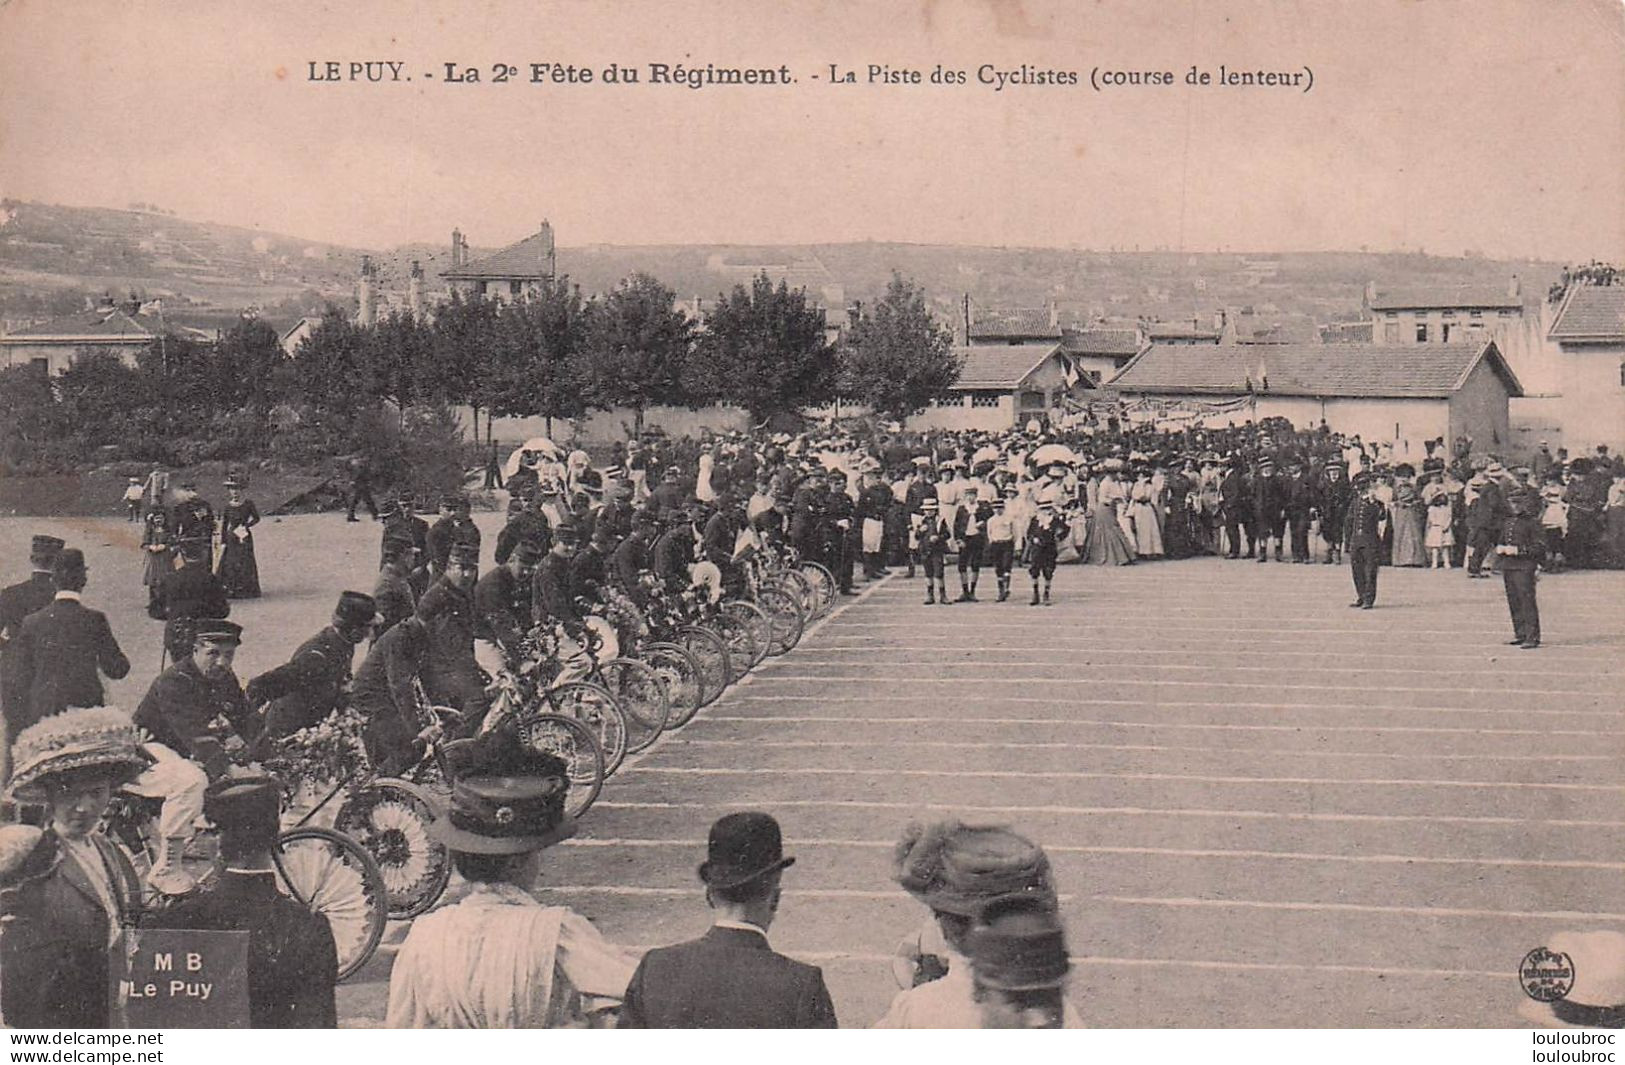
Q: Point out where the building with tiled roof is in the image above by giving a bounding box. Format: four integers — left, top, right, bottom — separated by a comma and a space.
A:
1365, 278, 1524, 345
1108, 340, 1520, 459
1545, 283, 1625, 452
442, 222, 557, 301
0, 298, 213, 374
909, 341, 1086, 431
1145, 320, 1221, 345
1220, 310, 1322, 345
966, 307, 1061, 344
1060, 326, 1147, 385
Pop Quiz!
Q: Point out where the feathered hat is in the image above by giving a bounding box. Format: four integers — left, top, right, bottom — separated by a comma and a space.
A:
892, 820, 1055, 917
7, 706, 150, 800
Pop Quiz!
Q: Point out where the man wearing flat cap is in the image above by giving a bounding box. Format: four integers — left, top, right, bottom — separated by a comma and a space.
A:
147, 777, 337, 1026
620, 812, 837, 1028
132, 619, 256, 894
247, 591, 380, 741
427, 494, 480, 578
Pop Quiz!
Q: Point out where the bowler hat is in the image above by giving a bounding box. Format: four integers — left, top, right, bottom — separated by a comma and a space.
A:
698, 811, 795, 890
204, 776, 281, 855
335, 591, 381, 629
968, 895, 1071, 991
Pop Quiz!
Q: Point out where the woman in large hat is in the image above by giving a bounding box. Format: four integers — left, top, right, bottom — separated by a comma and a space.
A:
385, 728, 636, 1028
0, 707, 149, 1028
874, 820, 1079, 1028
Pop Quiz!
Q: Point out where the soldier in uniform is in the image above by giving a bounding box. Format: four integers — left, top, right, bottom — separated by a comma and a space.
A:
1284, 458, 1319, 563
857, 467, 895, 580
1494, 487, 1547, 649
473, 539, 538, 677
1343, 472, 1386, 610
1319, 462, 1352, 564
246, 591, 379, 741
1219, 459, 1254, 559
822, 469, 857, 595
651, 508, 699, 597
533, 522, 586, 635
569, 523, 615, 608
372, 536, 418, 640
415, 542, 488, 726
350, 616, 436, 776
1252, 458, 1288, 563
701, 491, 745, 598
427, 495, 480, 577
610, 511, 660, 608
156, 537, 231, 663
147, 777, 338, 1026
788, 472, 825, 563
131, 619, 255, 894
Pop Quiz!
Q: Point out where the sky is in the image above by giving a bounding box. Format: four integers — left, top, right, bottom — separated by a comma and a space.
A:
1, 0, 1622, 261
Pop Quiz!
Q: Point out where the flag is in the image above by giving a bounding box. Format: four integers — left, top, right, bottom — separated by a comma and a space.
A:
1060, 354, 1079, 391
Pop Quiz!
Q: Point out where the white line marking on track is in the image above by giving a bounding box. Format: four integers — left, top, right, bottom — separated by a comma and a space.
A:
689, 714, 1623, 736
779, 656, 1625, 680
664, 737, 1615, 762
561, 837, 1625, 872
722, 695, 1622, 720
595, 798, 1625, 828
623, 765, 1625, 792
752, 674, 1608, 698
1096, 895, 1625, 923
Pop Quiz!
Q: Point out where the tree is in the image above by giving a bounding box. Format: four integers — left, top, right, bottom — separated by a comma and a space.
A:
212, 316, 286, 411
288, 309, 379, 429
693, 272, 834, 423
838, 273, 961, 419
370, 310, 435, 414
582, 273, 696, 438
493, 277, 594, 437
427, 289, 501, 439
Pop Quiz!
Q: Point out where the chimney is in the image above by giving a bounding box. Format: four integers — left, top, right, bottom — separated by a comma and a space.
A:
357, 255, 377, 327
1047, 298, 1059, 331
408, 260, 424, 317
451, 228, 464, 268
1364, 280, 1377, 308
539, 219, 556, 277
1509, 274, 1520, 299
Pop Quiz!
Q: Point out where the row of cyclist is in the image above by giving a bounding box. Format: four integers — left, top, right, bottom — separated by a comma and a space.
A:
105, 534, 842, 984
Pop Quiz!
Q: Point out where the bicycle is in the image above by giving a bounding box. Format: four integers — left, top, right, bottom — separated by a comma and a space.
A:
643, 586, 734, 705
548, 612, 672, 755
488, 629, 631, 778
105, 773, 389, 982
283, 693, 606, 922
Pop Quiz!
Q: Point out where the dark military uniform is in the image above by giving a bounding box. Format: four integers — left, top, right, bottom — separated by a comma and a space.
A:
533, 550, 584, 631
1319, 470, 1352, 563
1252, 466, 1288, 561
473, 565, 533, 653
427, 515, 481, 574
568, 543, 610, 606
134, 658, 257, 777
610, 531, 655, 606
494, 511, 550, 565
371, 568, 416, 639
651, 524, 697, 596
1219, 466, 1254, 558
246, 626, 357, 739
350, 619, 430, 774
823, 486, 856, 593
1494, 504, 1546, 647
1343, 490, 1387, 609
414, 579, 486, 717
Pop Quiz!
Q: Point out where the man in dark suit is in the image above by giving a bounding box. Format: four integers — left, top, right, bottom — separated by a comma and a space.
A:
1252, 458, 1288, 563
619, 812, 837, 1029
1343, 472, 1387, 609
148, 777, 338, 1026
3, 549, 130, 735
246, 592, 378, 741
0, 534, 64, 775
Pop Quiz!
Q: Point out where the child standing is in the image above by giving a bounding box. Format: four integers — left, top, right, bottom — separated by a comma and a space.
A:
122, 476, 145, 521
1024, 499, 1063, 606
951, 486, 991, 602
917, 498, 950, 605
1425, 493, 1455, 568
985, 493, 1017, 602
1540, 482, 1569, 572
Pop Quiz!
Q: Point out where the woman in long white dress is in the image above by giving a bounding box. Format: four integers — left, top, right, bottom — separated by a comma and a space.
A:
1128, 472, 1165, 558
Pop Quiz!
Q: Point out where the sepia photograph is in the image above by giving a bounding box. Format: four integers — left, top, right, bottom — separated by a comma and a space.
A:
0, 0, 1622, 1043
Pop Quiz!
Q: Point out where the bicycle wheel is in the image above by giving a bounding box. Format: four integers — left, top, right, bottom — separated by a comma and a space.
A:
774, 567, 819, 621
275, 826, 389, 982
679, 624, 732, 704
509, 712, 605, 818
797, 560, 837, 618
548, 680, 629, 778
333, 779, 450, 921
599, 657, 671, 753
712, 611, 760, 681
722, 600, 772, 670
754, 582, 806, 655
641, 641, 703, 729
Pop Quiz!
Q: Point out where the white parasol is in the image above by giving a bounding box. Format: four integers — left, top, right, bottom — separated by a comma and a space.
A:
1030, 443, 1077, 467
502, 436, 563, 478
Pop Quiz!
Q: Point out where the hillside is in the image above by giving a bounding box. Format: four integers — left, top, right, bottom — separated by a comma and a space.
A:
0, 199, 1566, 330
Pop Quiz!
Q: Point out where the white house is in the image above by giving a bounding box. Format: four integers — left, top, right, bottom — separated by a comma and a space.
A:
1108, 340, 1522, 460
908, 342, 1088, 431
1546, 283, 1625, 453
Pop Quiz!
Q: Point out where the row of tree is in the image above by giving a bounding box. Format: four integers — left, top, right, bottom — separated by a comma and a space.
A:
290, 270, 963, 437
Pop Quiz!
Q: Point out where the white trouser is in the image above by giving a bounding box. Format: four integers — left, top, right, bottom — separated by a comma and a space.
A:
474, 638, 507, 679
124, 742, 208, 840
557, 617, 620, 684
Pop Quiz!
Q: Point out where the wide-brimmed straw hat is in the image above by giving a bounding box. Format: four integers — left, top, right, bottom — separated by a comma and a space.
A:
7, 707, 150, 800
